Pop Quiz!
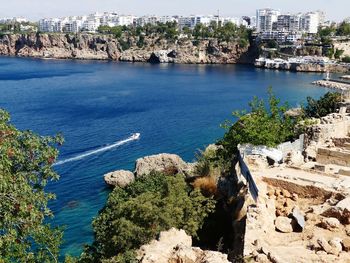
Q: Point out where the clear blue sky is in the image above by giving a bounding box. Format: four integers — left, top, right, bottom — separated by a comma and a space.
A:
1, 0, 349, 21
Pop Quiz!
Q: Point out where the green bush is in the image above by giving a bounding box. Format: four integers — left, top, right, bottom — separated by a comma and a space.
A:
0, 109, 63, 262
219, 88, 297, 158
342, 56, 350, 63
304, 92, 342, 118
79, 173, 216, 262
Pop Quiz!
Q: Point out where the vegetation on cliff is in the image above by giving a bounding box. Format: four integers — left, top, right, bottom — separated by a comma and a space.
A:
97, 21, 251, 48
219, 88, 298, 159
0, 110, 63, 262
79, 173, 216, 263
304, 92, 342, 118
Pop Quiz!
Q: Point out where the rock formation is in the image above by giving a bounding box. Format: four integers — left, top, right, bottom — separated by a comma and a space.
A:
136, 228, 230, 263
0, 33, 253, 64
134, 153, 195, 177
104, 170, 135, 188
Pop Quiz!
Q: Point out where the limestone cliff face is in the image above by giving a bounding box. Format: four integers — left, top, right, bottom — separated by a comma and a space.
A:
0, 33, 253, 64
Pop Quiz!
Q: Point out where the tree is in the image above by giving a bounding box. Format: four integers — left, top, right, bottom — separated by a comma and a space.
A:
342, 56, 350, 63
219, 88, 297, 158
79, 173, 216, 262
334, 48, 345, 59
304, 92, 342, 118
0, 110, 63, 262
336, 21, 350, 36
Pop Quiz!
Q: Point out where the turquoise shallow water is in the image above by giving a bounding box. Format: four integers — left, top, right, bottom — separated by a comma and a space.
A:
0, 57, 329, 257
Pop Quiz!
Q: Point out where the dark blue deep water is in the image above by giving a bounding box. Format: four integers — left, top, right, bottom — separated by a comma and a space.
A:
0, 57, 330, 257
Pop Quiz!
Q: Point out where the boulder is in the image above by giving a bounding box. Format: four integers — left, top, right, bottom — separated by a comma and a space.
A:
329, 237, 343, 253
134, 153, 194, 177
320, 217, 340, 231
275, 216, 293, 233
317, 237, 341, 255
292, 206, 305, 231
322, 197, 350, 224
104, 170, 135, 188
136, 228, 230, 263
342, 237, 350, 252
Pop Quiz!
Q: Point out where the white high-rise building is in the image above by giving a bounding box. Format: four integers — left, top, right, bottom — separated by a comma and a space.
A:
300, 12, 319, 34
117, 15, 135, 26
256, 8, 280, 32
277, 14, 301, 32
39, 18, 63, 32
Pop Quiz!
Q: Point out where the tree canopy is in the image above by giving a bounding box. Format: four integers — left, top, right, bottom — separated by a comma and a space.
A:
0, 110, 63, 262
79, 173, 216, 263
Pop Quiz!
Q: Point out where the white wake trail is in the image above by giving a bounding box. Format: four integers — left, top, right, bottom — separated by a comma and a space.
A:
54, 133, 140, 166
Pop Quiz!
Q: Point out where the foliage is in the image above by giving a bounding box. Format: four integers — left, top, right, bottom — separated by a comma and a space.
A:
303, 92, 342, 118
334, 48, 344, 59
192, 22, 251, 43
97, 25, 123, 38
219, 88, 297, 158
336, 21, 350, 36
79, 173, 216, 262
0, 109, 63, 262
342, 55, 350, 63
318, 26, 336, 38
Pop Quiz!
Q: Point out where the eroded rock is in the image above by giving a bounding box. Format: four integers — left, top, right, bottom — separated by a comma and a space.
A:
275, 216, 293, 233
320, 217, 340, 231
134, 153, 194, 177
136, 228, 230, 263
104, 170, 135, 188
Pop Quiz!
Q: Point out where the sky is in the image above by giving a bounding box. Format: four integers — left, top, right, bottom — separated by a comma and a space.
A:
0, 0, 349, 22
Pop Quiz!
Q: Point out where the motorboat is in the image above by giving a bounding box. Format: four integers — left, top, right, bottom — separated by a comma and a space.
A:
131, 133, 141, 140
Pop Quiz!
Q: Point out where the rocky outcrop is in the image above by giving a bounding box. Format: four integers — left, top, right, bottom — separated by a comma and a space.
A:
0, 33, 253, 64
136, 228, 230, 263
134, 153, 195, 177
0, 33, 121, 60
104, 170, 135, 188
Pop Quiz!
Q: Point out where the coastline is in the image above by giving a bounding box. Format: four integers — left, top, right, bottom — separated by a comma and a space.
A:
0, 33, 256, 64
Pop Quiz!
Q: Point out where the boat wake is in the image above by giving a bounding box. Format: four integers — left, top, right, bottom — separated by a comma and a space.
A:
54, 133, 140, 166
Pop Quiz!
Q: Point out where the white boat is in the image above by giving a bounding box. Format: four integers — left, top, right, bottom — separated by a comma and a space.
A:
131, 133, 141, 140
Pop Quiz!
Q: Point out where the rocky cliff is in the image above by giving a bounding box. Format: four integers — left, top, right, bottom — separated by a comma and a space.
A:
0, 33, 254, 64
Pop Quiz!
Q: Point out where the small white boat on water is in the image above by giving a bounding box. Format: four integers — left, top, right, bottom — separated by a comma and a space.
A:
131, 133, 141, 140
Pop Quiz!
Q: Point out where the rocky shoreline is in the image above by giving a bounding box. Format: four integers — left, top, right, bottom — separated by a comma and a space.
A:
312, 80, 350, 91
0, 33, 255, 64
255, 60, 350, 73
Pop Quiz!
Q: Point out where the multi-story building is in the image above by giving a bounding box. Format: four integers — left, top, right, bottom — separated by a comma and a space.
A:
39, 18, 63, 32
300, 12, 319, 34
276, 14, 301, 32
256, 8, 281, 32
117, 15, 135, 26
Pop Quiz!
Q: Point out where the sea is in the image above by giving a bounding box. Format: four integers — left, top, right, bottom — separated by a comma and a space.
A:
0, 57, 330, 257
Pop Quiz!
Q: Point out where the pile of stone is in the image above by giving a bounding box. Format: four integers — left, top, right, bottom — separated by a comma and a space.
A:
136, 228, 230, 263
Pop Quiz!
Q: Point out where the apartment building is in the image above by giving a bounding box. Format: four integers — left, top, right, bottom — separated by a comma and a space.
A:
256, 9, 281, 32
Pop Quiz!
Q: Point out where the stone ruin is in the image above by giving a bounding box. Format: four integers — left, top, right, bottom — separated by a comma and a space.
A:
239, 107, 350, 262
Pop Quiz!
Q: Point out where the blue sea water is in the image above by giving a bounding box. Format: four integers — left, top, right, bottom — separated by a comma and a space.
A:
0, 57, 330, 257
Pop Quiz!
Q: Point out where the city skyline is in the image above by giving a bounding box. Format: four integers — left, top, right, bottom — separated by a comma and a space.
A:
0, 0, 349, 21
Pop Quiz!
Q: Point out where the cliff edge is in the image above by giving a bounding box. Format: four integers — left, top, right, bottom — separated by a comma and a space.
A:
0, 33, 256, 64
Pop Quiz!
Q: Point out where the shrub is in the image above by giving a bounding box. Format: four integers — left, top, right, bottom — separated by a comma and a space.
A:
304, 92, 342, 118
79, 173, 216, 262
342, 56, 350, 63
219, 88, 297, 158
0, 109, 63, 262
